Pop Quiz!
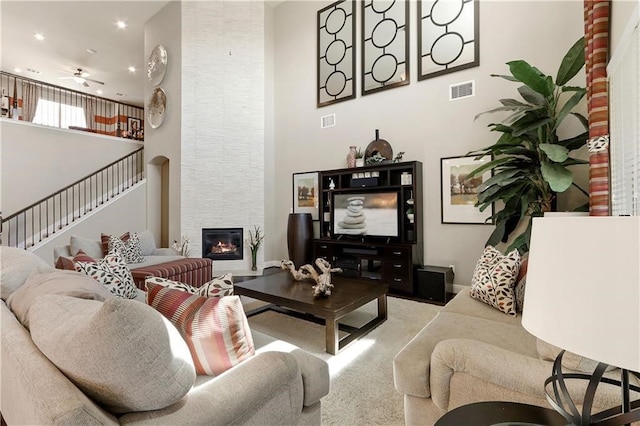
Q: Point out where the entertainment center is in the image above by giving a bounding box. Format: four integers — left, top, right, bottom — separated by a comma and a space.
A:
314, 161, 423, 295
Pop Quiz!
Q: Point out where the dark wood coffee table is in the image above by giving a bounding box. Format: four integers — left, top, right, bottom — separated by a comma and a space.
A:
234, 271, 388, 355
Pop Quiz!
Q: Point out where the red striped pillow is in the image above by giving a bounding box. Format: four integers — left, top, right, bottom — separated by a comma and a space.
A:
145, 282, 254, 376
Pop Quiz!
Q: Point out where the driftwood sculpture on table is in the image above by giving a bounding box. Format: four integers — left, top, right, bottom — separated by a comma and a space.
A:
280, 258, 343, 297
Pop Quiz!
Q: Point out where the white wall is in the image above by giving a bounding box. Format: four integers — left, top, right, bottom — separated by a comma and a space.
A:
0, 119, 142, 215
144, 1, 183, 245
31, 184, 147, 265
611, 0, 639, 55
145, 1, 266, 272
272, 0, 587, 285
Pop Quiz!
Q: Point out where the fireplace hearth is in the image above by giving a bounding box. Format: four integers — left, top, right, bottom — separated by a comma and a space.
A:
202, 228, 243, 260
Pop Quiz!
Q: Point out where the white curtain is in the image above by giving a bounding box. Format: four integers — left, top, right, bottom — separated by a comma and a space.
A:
83, 96, 96, 130
21, 81, 40, 122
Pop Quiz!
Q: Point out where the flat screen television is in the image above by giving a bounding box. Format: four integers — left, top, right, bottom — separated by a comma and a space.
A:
332, 191, 399, 238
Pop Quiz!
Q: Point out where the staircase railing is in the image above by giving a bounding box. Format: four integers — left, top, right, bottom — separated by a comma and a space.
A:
1, 147, 144, 249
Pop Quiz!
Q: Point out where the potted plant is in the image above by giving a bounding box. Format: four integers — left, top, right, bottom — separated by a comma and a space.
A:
355, 147, 364, 167
406, 208, 414, 224
248, 225, 264, 271
467, 37, 589, 254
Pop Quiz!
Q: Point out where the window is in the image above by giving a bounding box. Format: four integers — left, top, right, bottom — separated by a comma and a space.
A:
32, 99, 87, 129
609, 13, 639, 216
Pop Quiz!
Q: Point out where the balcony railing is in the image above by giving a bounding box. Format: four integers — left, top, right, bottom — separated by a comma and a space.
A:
1, 148, 145, 249
1, 71, 144, 141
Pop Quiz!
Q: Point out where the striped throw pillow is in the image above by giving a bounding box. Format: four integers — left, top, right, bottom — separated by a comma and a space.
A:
146, 282, 254, 376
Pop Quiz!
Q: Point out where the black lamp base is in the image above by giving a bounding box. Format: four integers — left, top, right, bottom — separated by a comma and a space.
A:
545, 350, 640, 425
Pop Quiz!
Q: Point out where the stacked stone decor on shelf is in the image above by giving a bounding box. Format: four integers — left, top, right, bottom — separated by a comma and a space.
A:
338, 196, 367, 235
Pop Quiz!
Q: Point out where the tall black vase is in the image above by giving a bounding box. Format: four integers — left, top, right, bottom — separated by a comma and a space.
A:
287, 213, 313, 268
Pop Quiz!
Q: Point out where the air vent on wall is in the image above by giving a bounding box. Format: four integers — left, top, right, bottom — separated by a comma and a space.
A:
321, 114, 336, 129
450, 80, 475, 101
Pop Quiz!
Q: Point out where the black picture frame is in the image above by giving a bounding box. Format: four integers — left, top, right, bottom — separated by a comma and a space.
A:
418, 0, 480, 81
361, 0, 410, 96
292, 172, 320, 221
127, 117, 141, 133
317, 0, 357, 108
440, 155, 494, 224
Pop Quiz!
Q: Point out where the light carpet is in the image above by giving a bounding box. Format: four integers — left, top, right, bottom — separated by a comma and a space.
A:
247, 296, 442, 426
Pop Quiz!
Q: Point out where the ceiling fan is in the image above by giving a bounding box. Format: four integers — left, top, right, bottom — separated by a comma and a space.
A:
59, 68, 104, 87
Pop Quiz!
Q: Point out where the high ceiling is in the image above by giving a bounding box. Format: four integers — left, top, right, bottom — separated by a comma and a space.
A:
1, 1, 171, 107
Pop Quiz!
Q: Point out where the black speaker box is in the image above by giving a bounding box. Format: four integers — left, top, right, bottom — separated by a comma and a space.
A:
416, 266, 454, 303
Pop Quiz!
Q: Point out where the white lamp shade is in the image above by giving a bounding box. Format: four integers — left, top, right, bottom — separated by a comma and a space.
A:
522, 216, 640, 372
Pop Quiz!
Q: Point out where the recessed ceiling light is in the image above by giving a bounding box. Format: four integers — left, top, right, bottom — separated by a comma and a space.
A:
26, 68, 41, 74
34, 33, 45, 41
13, 67, 22, 73
86, 48, 97, 54
128, 66, 136, 73
96, 89, 103, 95
117, 21, 126, 29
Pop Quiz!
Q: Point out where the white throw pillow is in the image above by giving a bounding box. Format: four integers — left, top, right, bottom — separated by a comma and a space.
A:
0, 246, 53, 301
70, 235, 104, 259
137, 230, 157, 256
29, 294, 196, 414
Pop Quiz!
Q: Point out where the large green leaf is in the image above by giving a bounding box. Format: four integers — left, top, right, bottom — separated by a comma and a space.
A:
518, 85, 546, 106
556, 37, 585, 86
475, 104, 533, 120
500, 99, 532, 107
507, 60, 553, 97
541, 161, 573, 192
478, 169, 522, 191
562, 86, 586, 92
487, 220, 508, 247
493, 146, 538, 158
561, 157, 589, 166
466, 157, 514, 178
512, 117, 553, 137
539, 143, 569, 162
558, 131, 589, 150
490, 73, 519, 82
554, 90, 586, 130
571, 112, 589, 130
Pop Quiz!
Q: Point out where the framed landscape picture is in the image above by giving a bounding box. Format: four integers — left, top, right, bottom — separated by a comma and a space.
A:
440, 155, 493, 224
292, 171, 319, 220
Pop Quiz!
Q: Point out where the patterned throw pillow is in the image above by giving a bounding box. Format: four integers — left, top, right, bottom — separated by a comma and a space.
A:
514, 254, 528, 313
101, 232, 129, 257
75, 251, 138, 299
470, 245, 521, 316
56, 248, 100, 271
145, 273, 234, 297
146, 282, 255, 376
105, 233, 145, 264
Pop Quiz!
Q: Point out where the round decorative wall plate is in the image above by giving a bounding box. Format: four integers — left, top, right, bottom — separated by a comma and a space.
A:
147, 44, 168, 86
147, 87, 167, 129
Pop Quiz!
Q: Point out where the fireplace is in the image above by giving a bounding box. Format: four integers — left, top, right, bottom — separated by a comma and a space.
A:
202, 228, 243, 260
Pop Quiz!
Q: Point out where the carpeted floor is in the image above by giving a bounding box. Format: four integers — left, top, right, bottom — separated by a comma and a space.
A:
247, 295, 442, 426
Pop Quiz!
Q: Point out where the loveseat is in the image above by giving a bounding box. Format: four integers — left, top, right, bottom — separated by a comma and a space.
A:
393, 287, 635, 425
1, 247, 330, 425
53, 231, 212, 289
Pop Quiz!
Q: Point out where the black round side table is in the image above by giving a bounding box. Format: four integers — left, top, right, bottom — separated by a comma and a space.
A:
434, 401, 567, 426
